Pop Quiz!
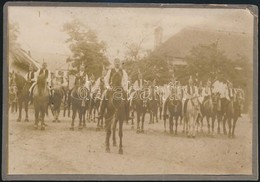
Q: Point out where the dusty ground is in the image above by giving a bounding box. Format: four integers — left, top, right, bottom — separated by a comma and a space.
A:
7, 108, 252, 175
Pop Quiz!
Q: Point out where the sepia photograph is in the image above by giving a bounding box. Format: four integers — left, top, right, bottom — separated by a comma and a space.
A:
3, 3, 258, 180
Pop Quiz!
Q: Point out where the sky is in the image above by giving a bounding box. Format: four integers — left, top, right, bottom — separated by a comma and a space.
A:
8, 5, 254, 64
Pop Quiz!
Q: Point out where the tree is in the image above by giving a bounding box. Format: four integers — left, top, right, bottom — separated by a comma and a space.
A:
62, 19, 110, 78
183, 42, 238, 84
9, 21, 20, 47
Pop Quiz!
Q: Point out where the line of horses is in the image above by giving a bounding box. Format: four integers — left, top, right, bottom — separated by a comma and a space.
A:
9, 72, 244, 154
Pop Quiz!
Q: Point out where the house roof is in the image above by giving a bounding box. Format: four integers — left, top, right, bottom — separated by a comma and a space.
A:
9, 45, 42, 73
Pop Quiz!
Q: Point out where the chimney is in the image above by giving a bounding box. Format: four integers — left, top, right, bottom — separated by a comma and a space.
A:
154, 26, 163, 50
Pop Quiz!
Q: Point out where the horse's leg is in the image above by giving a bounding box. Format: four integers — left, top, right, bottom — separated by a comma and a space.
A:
112, 119, 117, 146
149, 112, 152, 124
227, 117, 232, 138
70, 108, 76, 130
83, 108, 87, 128
182, 116, 185, 133
40, 106, 45, 130
17, 100, 22, 122
206, 115, 210, 134
141, 113, 145, 133
212, 115, 215, 135
63, 98, 66, 117
175, 116, 178, 135
136, 112, 140, 133
34, 106, 39, 129
223, 115, 227, 135
156, 110, 158, 123
118, 119, 123, 154
217, 113, 221, 134
169, 115, 173, 134
159, 106, 162, 120
68, 102, 70, 117
105, 117, 112, 152
164, 117, 167, 133
187, 116, 191, 137
78, 109, 83, 130
24, 100, 29, 122
57, 106, 61, 122
131, 111, 134, 129
232, 117, 238, 138
192, 115, 197, 138
93, 107, 96, 123
200, 115, 204, 133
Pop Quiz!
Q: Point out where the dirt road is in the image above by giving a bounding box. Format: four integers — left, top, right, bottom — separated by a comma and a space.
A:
7, 109, 252, 175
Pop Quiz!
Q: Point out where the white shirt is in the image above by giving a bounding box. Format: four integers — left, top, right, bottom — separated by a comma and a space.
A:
202, 86, 212, 97
79, 71, 90, 90
104, 68, 128, 91
24, 71, 37, 82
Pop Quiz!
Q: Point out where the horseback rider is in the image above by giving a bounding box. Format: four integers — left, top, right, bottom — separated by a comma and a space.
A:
52, 70, 68, 91
25, 64, 37, 103
28, 62, 52, 100
98, 58, 128, 118
75, 63, 90, 90
130, 72, 145, 107
88, 74, 95, 94
183, 76, 198, 114
220, 80, 234, 113
202, 79, 212, 105
225, 80, 234, 101
197, 81, 204, 104
194, 72, 199, 87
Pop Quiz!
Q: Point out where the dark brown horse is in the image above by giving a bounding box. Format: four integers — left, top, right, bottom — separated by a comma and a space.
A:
104, 87, 127, 154
33, 73, 50, 130
69, 77, 90, 130
132, 88, 150, 133
163, 95, 183, 135
10, 72, 31, 122
222, 91, 243, 138
50, 86, 64, 123
148, 86, 160, 124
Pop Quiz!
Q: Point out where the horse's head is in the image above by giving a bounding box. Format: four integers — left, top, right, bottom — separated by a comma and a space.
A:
192, 97, 201, 111
74, 76, 84, 88
37, 72, 46, 86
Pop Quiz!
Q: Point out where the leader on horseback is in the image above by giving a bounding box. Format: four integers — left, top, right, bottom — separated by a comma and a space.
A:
98, 58, 128, 118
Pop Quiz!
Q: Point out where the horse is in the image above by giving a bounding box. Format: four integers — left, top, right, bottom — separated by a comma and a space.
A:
10, 72, 31, 122
148, 86, 160, 124
158, 91, 164, 120
69, 77, 90, 130
199, 95, 215, 135
63, 87, 72, 117
90, 77, 106, 130
163, 94, 183, 135
211, 93, 222, 134
49, 86, 64, 123
32, 73, 50, 130
222, 91, 243, 138
132, 87, 150, 133
183, 97, 201, 138
104, 87, 128, 154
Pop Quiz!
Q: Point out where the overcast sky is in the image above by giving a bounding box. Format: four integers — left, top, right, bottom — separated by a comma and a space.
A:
8, 6, 254, 62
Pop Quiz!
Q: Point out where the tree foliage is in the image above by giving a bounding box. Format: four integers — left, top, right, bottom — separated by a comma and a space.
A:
183, 42, 251, 87
62, 19, 110, 78
9, 21, 20, 49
